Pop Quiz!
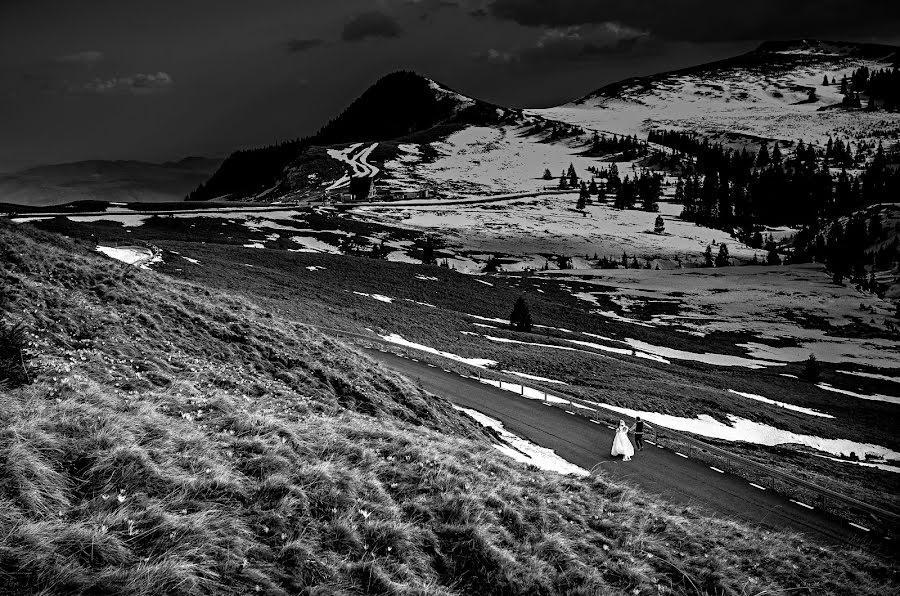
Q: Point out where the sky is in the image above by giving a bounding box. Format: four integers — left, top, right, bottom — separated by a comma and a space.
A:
1, 0, 898, 172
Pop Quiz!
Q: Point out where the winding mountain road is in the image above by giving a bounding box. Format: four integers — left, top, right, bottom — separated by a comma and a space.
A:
364, 347, 895, 553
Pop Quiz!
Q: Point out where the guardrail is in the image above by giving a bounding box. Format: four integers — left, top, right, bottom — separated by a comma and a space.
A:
495, 376, 900, 536
320, 328, 899, 537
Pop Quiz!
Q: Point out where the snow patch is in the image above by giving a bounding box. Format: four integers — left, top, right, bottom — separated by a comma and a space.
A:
453, 406, 589, 476
816, 383, 900, 406
727, 389, 833, 419
378, 333, 497, 368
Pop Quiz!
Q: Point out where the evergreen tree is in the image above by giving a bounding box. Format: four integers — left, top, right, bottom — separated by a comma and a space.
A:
822, 75, 829, 86
801, 354, 821, 383
715, 243, 730, 267
751, 231, 764, 249
509, 297, 533, 332
558, 173, 568, 189
588, 178, 599, 195
756, 144, 770, 168
567, 163, 578, 187
704, 245, 714, 267
421, 236, 436, 265
542, 168, 553, 180
654, 215, 665, 234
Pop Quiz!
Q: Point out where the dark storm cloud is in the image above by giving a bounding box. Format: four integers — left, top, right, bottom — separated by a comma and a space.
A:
284, 38, 324, 53
486, 0, 900, 42
341, 11, 404, 42
82, 72, 174, 95
55, 50, 105, 65
474, 23, 650, 65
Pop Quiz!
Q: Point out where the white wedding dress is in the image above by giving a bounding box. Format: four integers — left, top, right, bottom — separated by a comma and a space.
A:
611, 424, 635, 460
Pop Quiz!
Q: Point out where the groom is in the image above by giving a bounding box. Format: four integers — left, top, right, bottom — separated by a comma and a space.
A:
632, 417, 650, 451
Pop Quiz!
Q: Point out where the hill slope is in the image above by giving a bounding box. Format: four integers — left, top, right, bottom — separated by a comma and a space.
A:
2, 221, 897, 594
536, 40, 900, 150
191, 71, 518, 202
0, 158, 221, 207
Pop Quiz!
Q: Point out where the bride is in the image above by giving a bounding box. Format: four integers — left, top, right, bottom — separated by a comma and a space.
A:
611, 420, 635, 461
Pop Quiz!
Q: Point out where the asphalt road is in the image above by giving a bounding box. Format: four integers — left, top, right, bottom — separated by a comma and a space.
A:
364, 347, 894, 552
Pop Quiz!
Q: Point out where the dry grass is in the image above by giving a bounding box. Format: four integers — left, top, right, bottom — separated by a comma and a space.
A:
0, 220, 897, 595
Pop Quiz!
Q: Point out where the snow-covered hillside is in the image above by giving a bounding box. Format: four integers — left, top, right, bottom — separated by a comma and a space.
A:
533, 40, 900, 151
378, 124, 609, 196
355, 194, 765, 272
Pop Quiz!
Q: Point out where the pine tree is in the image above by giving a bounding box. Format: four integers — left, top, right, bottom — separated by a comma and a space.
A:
542, 168, 553, 180
801, 354, 821, 383
756, 144, 770, 168
588, 178, 599, 195
715, 243, 730, 267
567, 163, 578, 187
704, 245, 714, 267
654, 215, 665, 234
509, 297, 533, 332
421, 236, 436, 264
822, 75, 829, 86
558, 173, 568, 189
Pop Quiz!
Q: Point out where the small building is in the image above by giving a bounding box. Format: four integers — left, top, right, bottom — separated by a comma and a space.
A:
393, 189, 431, 200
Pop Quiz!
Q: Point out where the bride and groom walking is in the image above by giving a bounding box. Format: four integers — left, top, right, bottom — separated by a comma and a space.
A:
611, 417, 649, 462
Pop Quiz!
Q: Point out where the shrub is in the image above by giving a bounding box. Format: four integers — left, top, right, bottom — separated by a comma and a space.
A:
509, 297, 533, 332
801, 353, 821, 383
0, 320, 30, 388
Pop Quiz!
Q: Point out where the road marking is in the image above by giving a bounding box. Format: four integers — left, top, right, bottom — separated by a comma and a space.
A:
749, 483, 766, 491
849, 522, 870, 532
709, 466, 725, 474
790, 499, 814, 510
675, 452, 688, 459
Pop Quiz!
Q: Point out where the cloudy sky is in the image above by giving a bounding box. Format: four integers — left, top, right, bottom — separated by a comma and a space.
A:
1, 0, 897, 172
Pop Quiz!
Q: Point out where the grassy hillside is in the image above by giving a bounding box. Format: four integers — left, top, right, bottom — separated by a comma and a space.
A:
0, 220, 897, 595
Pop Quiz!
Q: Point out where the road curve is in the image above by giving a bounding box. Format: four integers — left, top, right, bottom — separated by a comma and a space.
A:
365, 347, 894, 553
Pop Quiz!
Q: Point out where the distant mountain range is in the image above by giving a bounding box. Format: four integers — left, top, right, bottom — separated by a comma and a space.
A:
189, 40, 900, 204
0, 156, 221, 207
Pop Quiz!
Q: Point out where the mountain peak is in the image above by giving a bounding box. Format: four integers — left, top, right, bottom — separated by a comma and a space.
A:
311, 71, 510, 146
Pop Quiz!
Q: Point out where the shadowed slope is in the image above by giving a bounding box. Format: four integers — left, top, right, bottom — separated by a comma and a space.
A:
0, 221, 896, 595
